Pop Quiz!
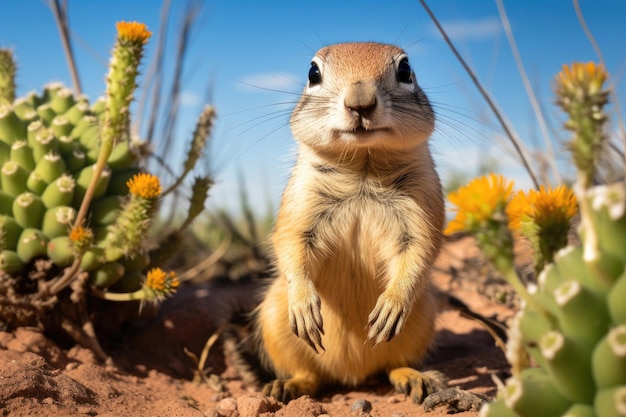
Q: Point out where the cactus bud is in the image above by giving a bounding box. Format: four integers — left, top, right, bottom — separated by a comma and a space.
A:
56, 135, 75, 155
79, 246, 105, 272
106, 168, 141, 195
504, 368, 572, 417
42, 206, 75, 238
0, 214, 23, 250
90, 262, 125, 288
12, 192, 45, 229
553, 280, 610, 346
33, 152, 66, 183
107, 140, 136, 170
70, 114, 97, 139
562, 404, 595, 417
47, 236, 74, 267
109, 269, 143, 292
591, 325, 626, 389
10, 140, 35, 171
1, 160, 28, 196
90, 195, 122, 225
12, 98, 34, 120
65, 148, 86, 173
48, 86, 75, 114
0, 141, 10, 166
26, 171, 47, 195
0, 250, 24, 274
16, 228, 48, 262
594, 386, 626, 417
41, 174, 75, 208
608, 270, 626, 324
0, 107, 26, 145
36, 103, 56, 125
540, 331, 594, 403
50, 115, 73, 138
30, 131, 57, 161
26, 119, 44, 143
0, 191, 13, 215
74, 164, 111, 203
77, 123, 99, 150
63, 101, 90, 125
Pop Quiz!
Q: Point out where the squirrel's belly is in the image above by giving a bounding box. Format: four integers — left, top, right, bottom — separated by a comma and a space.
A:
260, 255, 437, 386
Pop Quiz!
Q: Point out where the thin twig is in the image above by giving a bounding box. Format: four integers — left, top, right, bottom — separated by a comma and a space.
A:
496, 0, 560, 185
573, 0, 626, 179
418, 0, 540, 189
178, 233, 231, 282
49, 0, 82, 95
159, 1, 201, 162
135, 0, 172, 141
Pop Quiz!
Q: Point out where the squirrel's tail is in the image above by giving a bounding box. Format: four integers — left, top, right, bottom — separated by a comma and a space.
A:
222, 301, 275, 387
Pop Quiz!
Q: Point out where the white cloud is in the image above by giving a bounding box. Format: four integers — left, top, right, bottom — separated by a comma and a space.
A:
237, 72, 300, 92
180, 90, 201, 107
433, 17, 502, 41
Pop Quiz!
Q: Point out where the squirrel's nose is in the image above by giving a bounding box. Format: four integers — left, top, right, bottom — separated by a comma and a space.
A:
344, 81, 377, 117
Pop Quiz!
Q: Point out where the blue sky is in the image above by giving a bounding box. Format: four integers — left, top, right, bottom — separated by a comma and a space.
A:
1, 1, 625, 215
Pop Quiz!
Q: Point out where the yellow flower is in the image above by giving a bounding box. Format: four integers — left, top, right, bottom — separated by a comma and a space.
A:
127, 173, 162, 199
445, 173, 514, 235
556, 62, 607, 96
69, 225, 93, 252
145, 267, 180, 296
507, 185, 577, 233
116, 21, 152, 44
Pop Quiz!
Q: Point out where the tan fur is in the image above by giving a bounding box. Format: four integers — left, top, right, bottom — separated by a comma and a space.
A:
255, 42, 446, 402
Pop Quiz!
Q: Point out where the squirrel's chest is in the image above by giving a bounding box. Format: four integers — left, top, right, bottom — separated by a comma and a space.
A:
303, 176, 413, 257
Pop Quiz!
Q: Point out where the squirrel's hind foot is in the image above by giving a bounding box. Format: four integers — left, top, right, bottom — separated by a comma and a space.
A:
262, 375, 320, 403
389, 367, 448, 404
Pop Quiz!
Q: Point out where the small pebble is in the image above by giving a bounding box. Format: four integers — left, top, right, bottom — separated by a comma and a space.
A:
331, 394, 344, 403
65, 362, 79, 371
216, 397, 238, 417
350, 398, 372, 413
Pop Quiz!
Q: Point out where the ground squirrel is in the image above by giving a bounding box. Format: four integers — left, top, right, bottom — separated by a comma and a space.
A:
227, 42, 447, 404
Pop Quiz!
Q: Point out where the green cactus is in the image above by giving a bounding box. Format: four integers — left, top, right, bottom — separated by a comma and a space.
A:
0, 49, 16, 107
446, 63, 626, 417
0, 19, 214, 349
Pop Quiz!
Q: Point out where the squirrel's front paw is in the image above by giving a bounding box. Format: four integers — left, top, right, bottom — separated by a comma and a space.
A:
288, 280, 324, 352
367, 292, 408, 346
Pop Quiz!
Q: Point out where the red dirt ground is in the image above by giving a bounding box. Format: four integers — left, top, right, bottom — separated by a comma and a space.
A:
0, 237, 515, 417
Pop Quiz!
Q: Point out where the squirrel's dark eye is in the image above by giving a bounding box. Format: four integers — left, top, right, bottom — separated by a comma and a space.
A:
308, 63, 321, 85
397, 57, 412, 84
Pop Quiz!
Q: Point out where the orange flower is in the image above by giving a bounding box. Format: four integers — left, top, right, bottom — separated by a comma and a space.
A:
69, 225, 93, 251
116, 21, 152, 44
445, 173, 514, 235
555, 62, 607, 96
507, 185, 577, 233
145, 268, 180, 296
127, 173, 162, 199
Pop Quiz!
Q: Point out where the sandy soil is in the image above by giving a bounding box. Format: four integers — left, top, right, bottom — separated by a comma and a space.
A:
0, 237, 516, 417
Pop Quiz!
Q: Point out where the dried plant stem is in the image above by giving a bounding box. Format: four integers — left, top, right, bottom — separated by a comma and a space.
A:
496, 0, 560, 185
158, 2, 199, 161
135, 0, 171, 141
49, 0, 82, 95
178, 233, 231, 282
184, 324, 224, 384
47, 259, 82, 295
418, 0, 540, 189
